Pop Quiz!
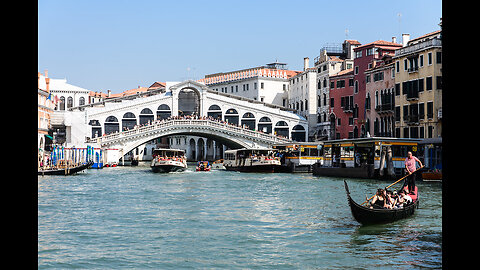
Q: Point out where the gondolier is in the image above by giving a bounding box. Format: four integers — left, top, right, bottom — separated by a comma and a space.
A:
402, 151, 423, 195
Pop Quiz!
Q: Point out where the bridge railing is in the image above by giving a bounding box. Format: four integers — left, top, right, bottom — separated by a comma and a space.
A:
86, 119, 292, 145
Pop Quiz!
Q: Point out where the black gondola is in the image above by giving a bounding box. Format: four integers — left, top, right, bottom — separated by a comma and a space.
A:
343, 180, 419, 225
38, 161, 94, 176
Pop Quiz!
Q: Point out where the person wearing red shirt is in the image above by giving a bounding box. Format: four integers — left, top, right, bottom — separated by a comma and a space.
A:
401, 151, 423, 195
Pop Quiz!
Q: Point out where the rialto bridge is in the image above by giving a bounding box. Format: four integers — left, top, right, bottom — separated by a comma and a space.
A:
65, 80, 308, 163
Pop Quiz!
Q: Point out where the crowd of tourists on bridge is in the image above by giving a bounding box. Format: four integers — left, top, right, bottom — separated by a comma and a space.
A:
99, 114, 288, 139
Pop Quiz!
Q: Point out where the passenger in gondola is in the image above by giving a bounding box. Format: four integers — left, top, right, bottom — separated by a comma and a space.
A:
370, 188, 387, 209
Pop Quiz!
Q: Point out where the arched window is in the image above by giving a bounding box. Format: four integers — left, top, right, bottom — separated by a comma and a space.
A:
157, 104, 171, 120
122, 112, 137, 130
291, 125, 306, 142
258, 116, 272, 134
207, 104, 222, 120
67, 96, 73, 108
79, 97, 85, 106
60, 96, 65, 111
241, 112, 256, 130
274, 121, 289, 138
104, 116, 119, 134
224, 108, 239, 125
140, 108, 154, 125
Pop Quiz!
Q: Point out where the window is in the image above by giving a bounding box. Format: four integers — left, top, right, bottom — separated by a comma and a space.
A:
395, 83, 400, 96
436, 51, 442, 64
366, 48, 373, 56
330, 97, 334, 107
419, 55, 424, 67
355, 66, 359, 74
330, 81, 335, 89
404, 59, 408, 71
337, 118, 341, 126
67, 97, 73, 108
349, 79, 354, 87
261, 82, 264, 89
428, 52, 433, 65
395, 106, 400, 121
231, 86, 234, 93
254, 82, 257, 89
235, 85, 238, 92
396, 61, 400, 73
246, 84, 249, 91
355, 50, 362, 58
427, 102, 434, 119
283, 84, 286, 91
366, 75, 371, 83
426, 77, 433, 90
354, 81, 358, 93
79, 97, 85, 106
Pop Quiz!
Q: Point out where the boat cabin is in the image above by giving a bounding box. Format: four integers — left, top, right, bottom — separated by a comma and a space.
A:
272, 142, 323, 172
152, 148, 186, 159
314, 137, 423, 179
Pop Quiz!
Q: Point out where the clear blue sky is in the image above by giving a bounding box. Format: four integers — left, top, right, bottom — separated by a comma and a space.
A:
38, 0, 442, 94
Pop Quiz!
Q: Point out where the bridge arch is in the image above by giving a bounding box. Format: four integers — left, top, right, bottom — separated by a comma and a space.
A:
178, 87, 200, 116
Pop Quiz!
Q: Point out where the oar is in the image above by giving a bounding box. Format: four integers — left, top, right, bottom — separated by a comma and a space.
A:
361, 165, 424, 206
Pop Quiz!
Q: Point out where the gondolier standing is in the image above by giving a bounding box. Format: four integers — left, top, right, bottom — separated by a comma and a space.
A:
402, 151, 423, 195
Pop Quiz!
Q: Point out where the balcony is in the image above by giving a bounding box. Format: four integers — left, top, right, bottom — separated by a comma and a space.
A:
342, 104, 353, 113
375, 104, 394, 113
395, 38, 442, 58
405, 114, 424, 125
407, 66, 419, 73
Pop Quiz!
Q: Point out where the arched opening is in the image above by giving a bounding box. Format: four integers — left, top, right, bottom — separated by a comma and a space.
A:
79, 97, 85, 106
257, 116, 272, 134
122, 112, 137, 131
189, 138, 196, 160
291, 125, 306, 142
207, 104, 222, 120
139, 108, 154, 125
157, 104, 171, 120
178, 88, 200, 116
59, 96, 65, 111
224, 108, 239, 125
197, 138, 205, 161
67, 96, 73, 109
241, 112, 256, 130
274, 121, 289, 138
353, 125, 359, 138
104, 116, 119, 135
89, 119, 102, 138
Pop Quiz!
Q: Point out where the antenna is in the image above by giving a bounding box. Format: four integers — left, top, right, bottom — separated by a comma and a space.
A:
397, 12, 402, 37
345, 28, 349, 39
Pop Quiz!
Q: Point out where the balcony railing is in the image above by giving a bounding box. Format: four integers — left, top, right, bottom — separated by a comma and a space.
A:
395, 38, 442, 58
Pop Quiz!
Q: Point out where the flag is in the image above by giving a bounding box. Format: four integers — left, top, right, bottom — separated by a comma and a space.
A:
46, 92, 52, 101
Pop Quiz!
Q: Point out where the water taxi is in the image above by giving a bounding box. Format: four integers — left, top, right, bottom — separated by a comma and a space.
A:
150, 148, 187, 173
312, 137, 423, 179
273, 142, 323, 172
224, 148, 281, 173
211, 159, 225, 170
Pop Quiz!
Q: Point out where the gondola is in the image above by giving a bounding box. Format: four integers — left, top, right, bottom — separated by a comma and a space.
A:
38, 161, 94, 176
343, 180, 419, 225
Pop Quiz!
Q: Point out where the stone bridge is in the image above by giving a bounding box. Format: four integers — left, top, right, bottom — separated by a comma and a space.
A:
86, 118, 292, 160
66, 80, 307, 163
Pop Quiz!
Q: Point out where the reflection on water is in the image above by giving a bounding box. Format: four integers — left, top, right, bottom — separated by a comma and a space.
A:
38, 165, 442, 269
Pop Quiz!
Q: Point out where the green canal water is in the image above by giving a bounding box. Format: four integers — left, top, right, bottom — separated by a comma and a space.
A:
38, 163, 442, 269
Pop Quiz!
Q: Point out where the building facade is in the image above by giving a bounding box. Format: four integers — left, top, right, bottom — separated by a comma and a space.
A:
314, 40, 359, 140
364, 56, 396, 137
393, 30, 442, 139
197, 62, 301, 107
328, 69, 355, 139
38, 71, 55, 156
352, 40, 403, 138
287, 57, 318, 140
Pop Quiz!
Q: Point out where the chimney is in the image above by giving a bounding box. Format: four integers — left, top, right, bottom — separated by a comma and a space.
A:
46, 77, 50, 93
303, 57, 309, 71
402, 34, 410, 47
44, 69, 48, 78
392, 36, 397, 44
107, 89, 111, 98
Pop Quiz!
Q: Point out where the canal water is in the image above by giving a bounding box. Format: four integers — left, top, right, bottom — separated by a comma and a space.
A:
38, 163, 442, 269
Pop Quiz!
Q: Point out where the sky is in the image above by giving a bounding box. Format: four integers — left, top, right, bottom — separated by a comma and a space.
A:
38, 0, 442, 94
